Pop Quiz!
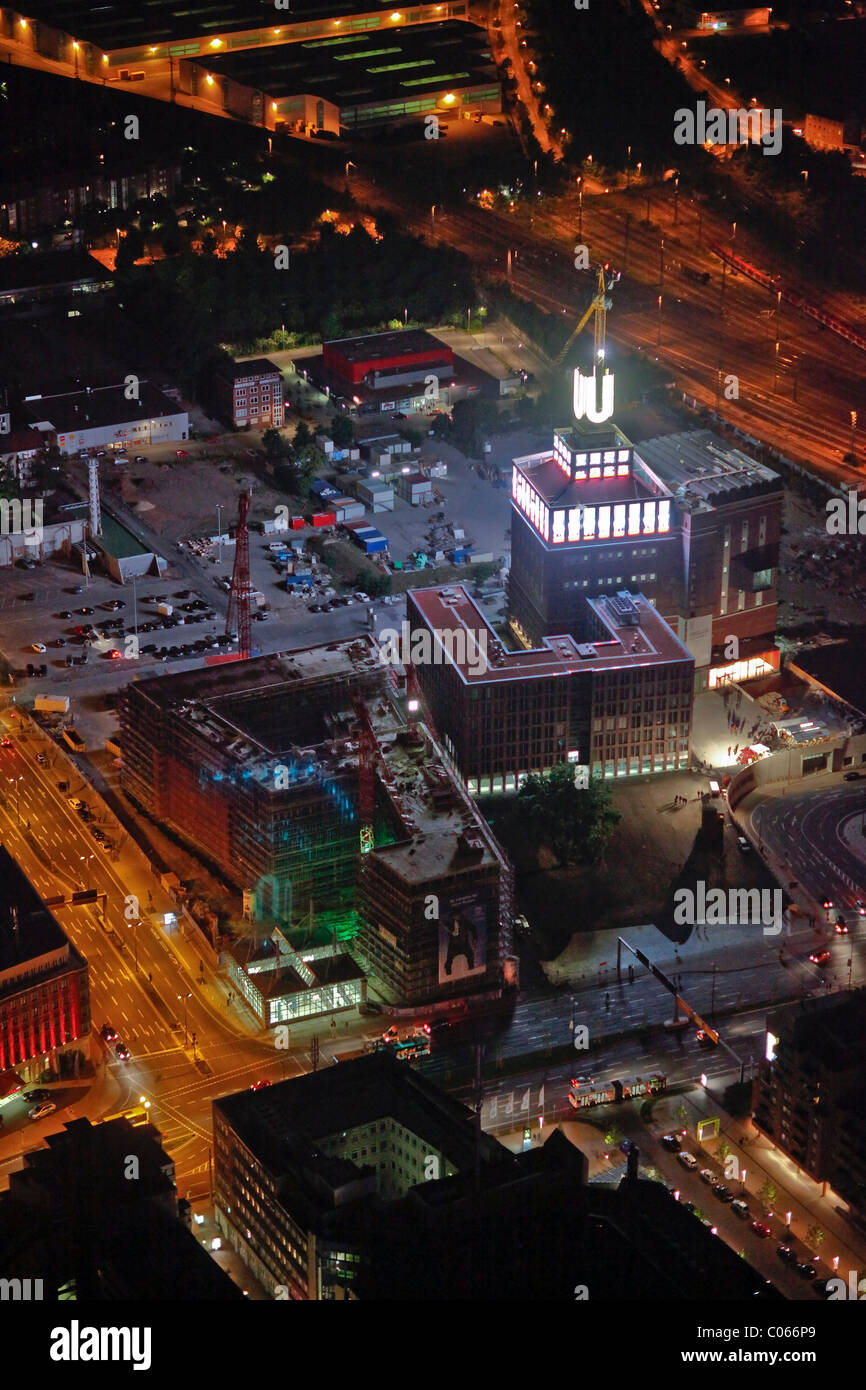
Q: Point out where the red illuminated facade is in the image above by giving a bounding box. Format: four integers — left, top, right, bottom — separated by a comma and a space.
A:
322, 330, 453, 386
0, 848, 91, 1082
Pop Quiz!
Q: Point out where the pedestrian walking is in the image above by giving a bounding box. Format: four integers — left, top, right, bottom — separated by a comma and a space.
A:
727, 746, 731, 756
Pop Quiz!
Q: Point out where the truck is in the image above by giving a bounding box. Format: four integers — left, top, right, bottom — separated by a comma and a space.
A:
34, 695, 70, 715
156, 602, 173, 617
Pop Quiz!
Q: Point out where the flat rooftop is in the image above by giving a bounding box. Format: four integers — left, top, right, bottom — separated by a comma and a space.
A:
326, 328, 450, 367
215, 358, 282, 382
514, 450, 652, 510
23, 380, 184, 435
0, 250, 111, 293
634, 430, 781, 512
407, 585, 694, 685
205, 21, 494, 108
27, 0, 422, 51
0, 847, 86, 990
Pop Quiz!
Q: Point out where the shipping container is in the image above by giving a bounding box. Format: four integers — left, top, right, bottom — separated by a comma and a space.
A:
34, 695, 70, 714
310, 512, 337, 528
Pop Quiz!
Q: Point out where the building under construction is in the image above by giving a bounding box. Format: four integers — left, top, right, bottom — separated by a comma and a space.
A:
120, 637, 513, 1005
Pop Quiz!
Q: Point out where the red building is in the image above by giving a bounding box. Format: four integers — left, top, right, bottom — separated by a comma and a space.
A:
322, 330, 453, 386
0, 848, 91, 1082
213, 358, 284, 430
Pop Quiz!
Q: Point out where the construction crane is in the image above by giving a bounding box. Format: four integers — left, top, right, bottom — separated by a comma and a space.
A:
225, 489, 252, 660
553, 261, 621, 369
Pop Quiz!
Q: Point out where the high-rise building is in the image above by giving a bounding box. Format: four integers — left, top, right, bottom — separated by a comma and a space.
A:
753, 991, 866, 1217
508, 421, 782, 690
0, 847, 90, 1082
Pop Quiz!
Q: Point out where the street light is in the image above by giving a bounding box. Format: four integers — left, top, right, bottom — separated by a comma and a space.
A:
850, 410, 858, 462
129, 919, 140, 972
78, 853, 95, 889
216, 504, 223, 564
6, 775, 23, 823
178, 992, 192, 1048
657, 294, 663, 349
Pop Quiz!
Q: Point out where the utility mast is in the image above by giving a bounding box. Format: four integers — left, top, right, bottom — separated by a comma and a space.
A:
226, 489, 252, 659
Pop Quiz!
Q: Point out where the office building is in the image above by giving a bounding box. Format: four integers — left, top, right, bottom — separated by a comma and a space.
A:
407, 584, 694, 789
21, 377, 188, 456
213, 1051, 780, 1301
0, 847, 90, 1082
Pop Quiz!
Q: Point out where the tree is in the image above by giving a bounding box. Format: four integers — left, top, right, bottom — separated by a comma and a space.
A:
292, 420, 313, 452
365, 572, 392, 598
757, 1178, 778, 1208
329, 414, 355, 448
805, 1225, 825, 1250
115, 226, 145, 272
515, 763, 621, 869
716, 1139, 731, 1162
262, 428, 289, 465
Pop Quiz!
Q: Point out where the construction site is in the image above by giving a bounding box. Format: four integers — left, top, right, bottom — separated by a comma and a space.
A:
119, 632, 514, 1011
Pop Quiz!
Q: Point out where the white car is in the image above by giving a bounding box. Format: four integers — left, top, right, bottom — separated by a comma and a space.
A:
677, 1151, 699, 1170
29, 1101, 56, 1120
31, 642, 47, 653
699, 1168, 716, 1185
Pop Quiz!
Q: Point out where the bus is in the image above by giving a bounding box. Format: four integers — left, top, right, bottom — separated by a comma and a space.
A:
62, 727, 86, 753
377, 1026, 431, 1061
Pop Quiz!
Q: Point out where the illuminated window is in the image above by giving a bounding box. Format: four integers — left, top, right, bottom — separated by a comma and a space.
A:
658, 500, 671, 533
613, 505, 626, 538
628, 502, 641, 536
642, 501, 656, 535
568, 507, 581, 541
552, 511, 565, 544
597, 506, 610, 539
582, 506, 596, 539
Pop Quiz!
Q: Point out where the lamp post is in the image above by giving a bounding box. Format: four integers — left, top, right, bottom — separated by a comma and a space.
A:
78, 854, 95, 889
850, 411, 858, 463
430, 203, 436, 236
576, 176, 583, 240
673, 174, 679, 226
129, 919, 140, 972
657, 294, 663, 350
659, 237, 665, 292
7, 776, 23, 823
178, 992, 192, 1048
216, 504, 223, 564
773, 339, 780, 392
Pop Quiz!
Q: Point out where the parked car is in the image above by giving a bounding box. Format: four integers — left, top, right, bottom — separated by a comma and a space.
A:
731, 1199, 750, 1219
809, 949, 831, 965
76, 607, 94, 615
751, 1221, 772, 1238
776, 1245, 798, 1265
796, 1262, 818, 1281
22, 1088, 50, 1103
30, 642, 46, 653
699, 1168, 716, 1185
134, 455, 148, 464
736, 834, 750, 852
843, 771, 863, 782
677, 1151, 698, 1170
660, 1134, 681, 1152
712, 1183, 734, 1202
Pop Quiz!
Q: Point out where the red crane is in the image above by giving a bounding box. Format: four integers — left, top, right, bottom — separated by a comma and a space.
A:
226, 489, 252, 659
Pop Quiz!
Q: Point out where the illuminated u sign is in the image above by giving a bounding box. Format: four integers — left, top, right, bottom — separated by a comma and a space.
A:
573, 368, 615, 424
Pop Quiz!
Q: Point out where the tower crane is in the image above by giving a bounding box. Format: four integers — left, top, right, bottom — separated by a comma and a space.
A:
552, 261, 621, 370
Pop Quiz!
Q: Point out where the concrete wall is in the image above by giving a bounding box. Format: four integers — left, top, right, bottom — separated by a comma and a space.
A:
0, 517, 87, 567
728, 731, 866, 813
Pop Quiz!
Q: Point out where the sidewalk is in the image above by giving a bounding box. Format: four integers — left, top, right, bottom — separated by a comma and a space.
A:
661, 1084, 866, 1279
